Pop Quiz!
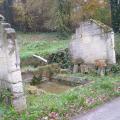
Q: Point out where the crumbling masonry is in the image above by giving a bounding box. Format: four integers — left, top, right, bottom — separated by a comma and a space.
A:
0, 15, 26, 112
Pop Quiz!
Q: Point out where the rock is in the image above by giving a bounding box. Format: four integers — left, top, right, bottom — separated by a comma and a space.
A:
60, 69, 69, 74
37, 89, 46, 96
27, 85, 46, 95
27, 85, 37, 95
52, 74, 90, 86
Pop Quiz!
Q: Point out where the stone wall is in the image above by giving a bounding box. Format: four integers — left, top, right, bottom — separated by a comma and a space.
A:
69, 19, 116, 73
70, 20, 116, 64
0, 15, 26, 112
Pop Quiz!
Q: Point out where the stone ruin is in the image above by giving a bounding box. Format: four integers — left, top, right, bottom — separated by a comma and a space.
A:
0, 15, 26, 112
69, 19, 116, 75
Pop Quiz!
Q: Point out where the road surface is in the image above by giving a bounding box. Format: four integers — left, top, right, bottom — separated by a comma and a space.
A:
72, 97, 120, 120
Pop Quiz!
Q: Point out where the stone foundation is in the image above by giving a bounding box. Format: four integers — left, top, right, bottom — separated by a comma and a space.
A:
52, 74, 91, 86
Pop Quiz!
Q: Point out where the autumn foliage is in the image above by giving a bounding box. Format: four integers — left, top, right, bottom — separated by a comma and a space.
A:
11, 0, 111, 33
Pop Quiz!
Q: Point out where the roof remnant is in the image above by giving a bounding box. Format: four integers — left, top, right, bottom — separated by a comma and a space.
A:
90, 19, 113, 32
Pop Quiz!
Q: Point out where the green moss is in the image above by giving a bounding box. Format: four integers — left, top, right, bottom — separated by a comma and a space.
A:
90, 19, 112, 32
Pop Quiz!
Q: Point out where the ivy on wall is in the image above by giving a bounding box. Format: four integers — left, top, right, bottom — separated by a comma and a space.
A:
48, 49, 73, 69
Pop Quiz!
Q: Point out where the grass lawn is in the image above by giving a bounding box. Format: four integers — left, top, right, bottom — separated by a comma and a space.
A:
3, 74, 120, 120
17, 32, 70, 60
17, 32, 120, 63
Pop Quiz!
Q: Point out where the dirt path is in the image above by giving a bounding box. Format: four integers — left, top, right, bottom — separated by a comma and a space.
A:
72, 97, 120, 120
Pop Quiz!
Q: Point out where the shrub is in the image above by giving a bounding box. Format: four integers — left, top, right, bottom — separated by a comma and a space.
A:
0, 89, 12, 106
111, 64, 120, 73
110, 0, 120, 32
48, 49, 73, 69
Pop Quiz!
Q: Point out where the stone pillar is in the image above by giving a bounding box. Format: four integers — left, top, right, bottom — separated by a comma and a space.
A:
0, 23, 11, 90
0, 15, 27, 112
0, 19, 8, 90
4, 28, 26, 112
106, 31, 116, 64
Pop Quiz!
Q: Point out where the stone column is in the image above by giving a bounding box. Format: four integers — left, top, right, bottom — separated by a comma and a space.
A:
3, 27, 27, 112
0, 14, 27, 112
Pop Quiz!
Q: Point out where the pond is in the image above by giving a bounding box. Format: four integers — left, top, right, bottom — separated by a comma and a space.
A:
37, 82, 72, 94
23, 73, 90, 94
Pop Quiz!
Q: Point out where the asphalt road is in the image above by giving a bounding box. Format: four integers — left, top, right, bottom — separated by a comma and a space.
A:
72, 97, 120, 120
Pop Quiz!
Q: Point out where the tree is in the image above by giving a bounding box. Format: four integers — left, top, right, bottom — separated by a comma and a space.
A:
55, 0, 72, 36
3, 0, 14, 24
9, 0, 111, 34
12, 0, 56, 31
0, 0, 4, 4
56, 0, 111, 34
110, 0, 120, 32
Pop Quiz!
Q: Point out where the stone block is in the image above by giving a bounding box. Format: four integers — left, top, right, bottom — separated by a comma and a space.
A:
1, 23, 11, 29
8, 70, 22, 83
13, 96, 27, 112
7, 55, 18, 71
10, 82, 24, 93
12, 92, 24, 99
4, 28, 16, 38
